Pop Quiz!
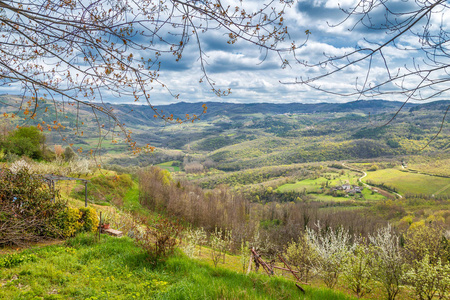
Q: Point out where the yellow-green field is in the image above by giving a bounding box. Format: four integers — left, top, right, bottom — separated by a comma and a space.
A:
364, 169, 450, 196
156, 161, 181, 172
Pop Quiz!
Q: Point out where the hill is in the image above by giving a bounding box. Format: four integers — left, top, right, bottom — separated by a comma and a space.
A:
1, 95, 448, 169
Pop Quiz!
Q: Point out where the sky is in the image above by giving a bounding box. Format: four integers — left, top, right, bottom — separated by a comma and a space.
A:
1, 0, 449, 106
138, 0, 450, 106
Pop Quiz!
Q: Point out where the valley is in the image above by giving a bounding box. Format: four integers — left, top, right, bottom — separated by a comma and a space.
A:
1, 96, 449, 299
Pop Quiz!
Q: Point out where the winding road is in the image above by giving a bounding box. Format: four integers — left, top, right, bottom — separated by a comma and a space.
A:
341, 163, 402, 199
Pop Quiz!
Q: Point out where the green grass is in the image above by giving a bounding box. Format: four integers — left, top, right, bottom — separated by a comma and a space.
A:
0, 233, 354, 300
122, 181, 154, 217
156, 161, 180, 172
364, 169, 450, 196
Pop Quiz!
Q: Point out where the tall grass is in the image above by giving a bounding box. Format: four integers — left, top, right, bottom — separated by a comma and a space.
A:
0, 233, 354, 300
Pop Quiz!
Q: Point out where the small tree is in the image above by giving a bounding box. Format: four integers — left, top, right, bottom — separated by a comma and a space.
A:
64, 146, 76, 162
181, 227, 207, 258
342, 243, 375, 298
210, 227, 227, 268
240, 240, 250, 274
404, 255, 450, 300
369, 225, 404, 300
4, 126, 46, 160
306, 223, 356, 288
284, 234, 316, 282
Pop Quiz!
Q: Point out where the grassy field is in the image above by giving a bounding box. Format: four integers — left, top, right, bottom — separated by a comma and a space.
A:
156, 161, 180, 172
364, 169, 450, 196
408, 157, 450, 177
277, 171, 387, 201
0, 234, 354, 300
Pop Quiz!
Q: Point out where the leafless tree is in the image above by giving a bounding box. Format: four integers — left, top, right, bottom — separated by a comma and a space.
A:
289, 0, 450, 147
0, 0, 301, 151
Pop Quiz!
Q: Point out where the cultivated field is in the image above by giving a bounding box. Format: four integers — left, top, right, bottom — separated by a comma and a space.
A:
364, 169, 450, 196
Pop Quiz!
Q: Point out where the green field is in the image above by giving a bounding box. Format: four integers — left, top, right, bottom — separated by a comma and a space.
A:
156, 161, 181, 172
277, 171, 387, 201
364, 169, 450, 196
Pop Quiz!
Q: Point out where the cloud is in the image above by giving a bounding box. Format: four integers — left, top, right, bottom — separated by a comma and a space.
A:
1, 0, 449, 106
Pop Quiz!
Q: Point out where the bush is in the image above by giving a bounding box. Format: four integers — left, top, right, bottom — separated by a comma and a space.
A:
0, 167, 66, 246
134, 216, 182, 263
57, 207, 82, 238
79, 207, 99, 233
56, 207, 99, 238
0, 252, 37, 268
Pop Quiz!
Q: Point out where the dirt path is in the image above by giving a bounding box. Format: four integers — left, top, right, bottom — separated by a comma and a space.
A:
434, 183, 450, 196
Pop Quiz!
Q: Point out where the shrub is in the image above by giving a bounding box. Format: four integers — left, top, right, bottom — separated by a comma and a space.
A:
57, 207, 82, 238
134, 216, 182, 263
0, 167, 66, 246
79, 207, 99, 233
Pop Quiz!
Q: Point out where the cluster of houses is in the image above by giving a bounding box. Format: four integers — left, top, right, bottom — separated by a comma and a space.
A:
331, 183, 362, 194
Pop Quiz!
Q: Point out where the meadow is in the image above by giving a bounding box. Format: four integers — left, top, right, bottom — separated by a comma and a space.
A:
364, 169, 450, 196
0, 234, 354, 300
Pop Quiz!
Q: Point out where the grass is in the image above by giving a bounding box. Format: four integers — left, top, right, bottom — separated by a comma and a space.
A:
0, 233, 354, 300
364, 169, 450, 196
156, 161, 180, 172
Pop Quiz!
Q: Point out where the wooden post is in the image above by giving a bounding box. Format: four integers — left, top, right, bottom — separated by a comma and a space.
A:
251, 248, 274, 276
246, 254, 253, 275
51, 179, 56, 203
84, 181, 88, 207
278, 254, 305, 293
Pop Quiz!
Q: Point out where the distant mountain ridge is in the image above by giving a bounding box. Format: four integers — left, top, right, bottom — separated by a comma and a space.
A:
113, 99, 423, 121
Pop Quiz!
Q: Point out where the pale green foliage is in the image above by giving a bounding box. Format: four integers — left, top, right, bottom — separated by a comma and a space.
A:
405, 221, 446, 263
369, 225, 404, 300
9, 159, 31, 173
404, 255, 450, 300
181, 227, 207, 258
306, 223, 356, 288
249, 230, 275, 254
240, 240, 250, 273
284, 234, 317, 282
8, 157, 93, 176
341, 243, 375, 298
210, 227, 231, 267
